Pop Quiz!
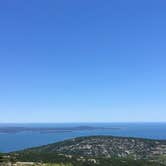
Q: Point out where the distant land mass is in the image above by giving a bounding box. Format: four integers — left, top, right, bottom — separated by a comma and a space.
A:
0, 126, 120, 134
6, 135, 166, 165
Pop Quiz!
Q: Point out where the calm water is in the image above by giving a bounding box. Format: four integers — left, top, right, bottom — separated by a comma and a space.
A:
0, 123, 166, 152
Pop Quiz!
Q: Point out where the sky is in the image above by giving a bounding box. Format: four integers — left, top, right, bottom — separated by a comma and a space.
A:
0, 0, 166, 123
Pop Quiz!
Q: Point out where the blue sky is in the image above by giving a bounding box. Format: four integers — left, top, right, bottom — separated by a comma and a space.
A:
0, 0, 166, 123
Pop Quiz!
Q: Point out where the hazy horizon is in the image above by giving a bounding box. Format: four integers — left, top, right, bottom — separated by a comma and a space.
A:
1, 122, 166, 124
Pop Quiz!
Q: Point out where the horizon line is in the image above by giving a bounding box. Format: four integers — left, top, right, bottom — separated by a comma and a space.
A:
0, 121, 166, 124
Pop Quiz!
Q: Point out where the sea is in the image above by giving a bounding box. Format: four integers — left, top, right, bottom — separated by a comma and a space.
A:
0, 123, 166, 153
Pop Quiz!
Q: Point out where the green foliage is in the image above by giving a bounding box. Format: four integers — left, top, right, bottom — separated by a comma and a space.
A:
9, 151, 166, 166
0, 153, 3, 163
45, 164, 73, 166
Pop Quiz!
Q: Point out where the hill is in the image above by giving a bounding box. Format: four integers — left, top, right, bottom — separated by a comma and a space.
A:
8, 135, 166, 165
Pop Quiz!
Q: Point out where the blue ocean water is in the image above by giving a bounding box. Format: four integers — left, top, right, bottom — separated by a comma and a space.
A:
0, 123, 166, 153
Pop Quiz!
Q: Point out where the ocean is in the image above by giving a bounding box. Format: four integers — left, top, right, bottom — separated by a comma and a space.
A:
0, 123, 166, 153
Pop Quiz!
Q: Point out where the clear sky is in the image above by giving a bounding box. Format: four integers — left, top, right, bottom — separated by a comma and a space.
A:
0, 0, 166, 123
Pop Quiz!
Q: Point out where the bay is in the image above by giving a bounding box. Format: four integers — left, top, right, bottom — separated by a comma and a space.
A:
0, 123, 166, 153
